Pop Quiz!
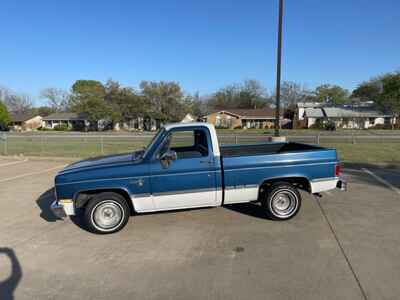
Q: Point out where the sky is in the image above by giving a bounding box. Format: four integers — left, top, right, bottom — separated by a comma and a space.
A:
1, 0, 399, 105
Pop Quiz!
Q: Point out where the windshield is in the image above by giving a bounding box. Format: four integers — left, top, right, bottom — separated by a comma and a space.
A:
142, 128, 165, 159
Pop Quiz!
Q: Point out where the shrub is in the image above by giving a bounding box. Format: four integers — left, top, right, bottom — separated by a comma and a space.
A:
53, 124, 70, 131
324, 121, 336, 131
38, 127, 53, 131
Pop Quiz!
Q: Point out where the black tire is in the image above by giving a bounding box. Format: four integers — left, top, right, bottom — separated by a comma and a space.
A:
261, 182, 301, 220
84, 192, 130, 234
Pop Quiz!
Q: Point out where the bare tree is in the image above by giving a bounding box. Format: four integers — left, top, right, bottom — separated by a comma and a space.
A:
4, 93, 33, 113
280, 81, 313, 108
40, 88, 69, 112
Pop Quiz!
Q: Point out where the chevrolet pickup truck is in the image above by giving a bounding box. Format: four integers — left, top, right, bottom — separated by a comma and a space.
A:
51, 122, 346, 234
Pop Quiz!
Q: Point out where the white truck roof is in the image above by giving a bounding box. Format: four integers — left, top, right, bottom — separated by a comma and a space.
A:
163, 122, 220, 156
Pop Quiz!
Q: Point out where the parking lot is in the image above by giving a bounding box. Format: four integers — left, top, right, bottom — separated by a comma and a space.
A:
1, 157, 400, 300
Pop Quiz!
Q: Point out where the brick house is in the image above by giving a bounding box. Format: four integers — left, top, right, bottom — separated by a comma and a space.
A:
202, 108, 281, 129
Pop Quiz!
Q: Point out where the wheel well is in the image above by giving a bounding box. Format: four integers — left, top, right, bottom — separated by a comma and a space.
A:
259, 177, 311, 196
74, 189, 135, 215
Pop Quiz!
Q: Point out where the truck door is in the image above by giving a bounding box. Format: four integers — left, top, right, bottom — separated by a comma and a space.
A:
149, 127, 218, 210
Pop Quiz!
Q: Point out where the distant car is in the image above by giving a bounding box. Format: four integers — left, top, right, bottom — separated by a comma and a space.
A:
51, 122, 346, 234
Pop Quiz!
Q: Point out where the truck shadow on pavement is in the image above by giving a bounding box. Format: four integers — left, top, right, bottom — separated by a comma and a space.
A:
36, 188, 59, 222
35, 188, 90, 231
224, 202, 268, 219
0, 248, 22, 300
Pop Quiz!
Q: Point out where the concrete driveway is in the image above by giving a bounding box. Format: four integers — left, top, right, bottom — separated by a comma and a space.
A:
0, 157, 399, 300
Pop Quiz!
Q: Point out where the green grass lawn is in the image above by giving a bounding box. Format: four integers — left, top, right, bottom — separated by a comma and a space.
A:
321, 143, 400, 164
1, 136, 400, 164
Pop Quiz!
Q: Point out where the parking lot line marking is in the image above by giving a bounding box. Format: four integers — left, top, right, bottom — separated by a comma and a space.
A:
315, 196, 368, 300
343, 168, 365, 173
0, 164, 66, 183
362, 168, 400, 195
0, 158, 29, 167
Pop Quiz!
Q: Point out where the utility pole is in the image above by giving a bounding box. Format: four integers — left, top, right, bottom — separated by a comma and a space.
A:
274, 0, 284, 137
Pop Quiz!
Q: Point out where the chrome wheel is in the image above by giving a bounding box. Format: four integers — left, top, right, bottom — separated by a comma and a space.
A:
270, 189, 298, 218
91, 201, 124, 231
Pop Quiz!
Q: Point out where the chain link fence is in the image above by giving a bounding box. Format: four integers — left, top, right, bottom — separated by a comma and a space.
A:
1, 132, 400, 158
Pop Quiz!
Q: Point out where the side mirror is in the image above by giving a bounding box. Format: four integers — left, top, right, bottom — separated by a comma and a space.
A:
159, 150, 177, 168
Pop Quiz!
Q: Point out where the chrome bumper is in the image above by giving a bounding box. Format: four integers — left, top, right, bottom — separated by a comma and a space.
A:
337, 179, 347, 191
50, 200, 67, 219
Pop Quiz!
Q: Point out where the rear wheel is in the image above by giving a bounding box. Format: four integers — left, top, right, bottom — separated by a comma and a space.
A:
261, 182, 301, 220
84, 192, 130, 234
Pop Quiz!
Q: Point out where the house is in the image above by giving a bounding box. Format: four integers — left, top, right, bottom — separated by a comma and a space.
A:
297, 102, 324, 122
202, 108, 282, 129
303, 108, 325, 128
302, 107, 395, 129
323, 107, 394, 129
9, 112, 42, 131
114, 117, 163, 131
42, 113, 89, 130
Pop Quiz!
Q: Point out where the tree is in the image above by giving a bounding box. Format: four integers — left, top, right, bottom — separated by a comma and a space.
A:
237, 80, 268, 109
207, 84, 238, 109
40, 88, 69, 112
69, 80, 111, 129
0, 101, 10, 130
184, 92, 206, 117
375, 72, 400, 129
351, 72, 400, 129
3, 93, 33, 113
315, 84, 349, 104
32, 106, 55, 117
140, 81, 186, 121
104, 79, 150, 125
351, 81, 381, 101
280, 81, 314, 107
207, 80, 269, 110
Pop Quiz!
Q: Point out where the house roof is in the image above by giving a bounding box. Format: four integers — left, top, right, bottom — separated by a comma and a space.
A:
304, 108, 325, 118
207, 108, 277, 119
323, 107, 390, 118
10, 112, 40, 123
42, 112, 89, 121
297, 102, 324, 108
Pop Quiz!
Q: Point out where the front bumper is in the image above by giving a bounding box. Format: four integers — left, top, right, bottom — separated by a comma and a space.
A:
50, 200, 75, 219
51, 201, 67, 219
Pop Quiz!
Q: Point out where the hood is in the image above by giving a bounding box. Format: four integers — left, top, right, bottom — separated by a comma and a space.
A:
61, 152, 135, 172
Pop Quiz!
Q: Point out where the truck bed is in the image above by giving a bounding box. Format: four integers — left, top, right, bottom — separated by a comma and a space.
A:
220, 142, 338, 204
220, 142, 323, 157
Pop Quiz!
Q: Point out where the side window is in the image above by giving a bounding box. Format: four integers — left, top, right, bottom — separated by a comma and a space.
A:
161, 129, 209, 159
169, 131, 195, 148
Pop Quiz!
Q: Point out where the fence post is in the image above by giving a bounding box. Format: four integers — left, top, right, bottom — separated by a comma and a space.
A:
352, 132, 356, 144
317, 133, 320, 145
235, 135, 238, 144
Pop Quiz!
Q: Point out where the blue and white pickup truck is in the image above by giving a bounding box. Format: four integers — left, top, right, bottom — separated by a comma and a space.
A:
51, 122, 346, 234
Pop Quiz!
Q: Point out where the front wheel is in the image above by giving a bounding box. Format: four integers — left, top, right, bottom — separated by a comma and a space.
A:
261, 182, 301, 220
84, 192, 130, 234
